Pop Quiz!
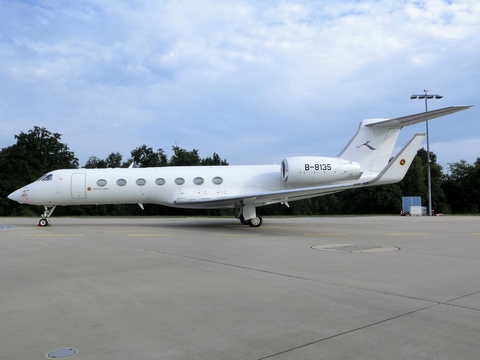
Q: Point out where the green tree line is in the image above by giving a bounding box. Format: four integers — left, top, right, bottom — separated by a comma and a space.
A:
1, 126, 479, 217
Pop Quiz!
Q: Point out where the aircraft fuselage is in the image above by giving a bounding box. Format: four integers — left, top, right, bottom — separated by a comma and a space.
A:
11, 165, 287, 208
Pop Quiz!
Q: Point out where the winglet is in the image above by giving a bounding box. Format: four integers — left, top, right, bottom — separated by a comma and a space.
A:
365, 132, 426, 186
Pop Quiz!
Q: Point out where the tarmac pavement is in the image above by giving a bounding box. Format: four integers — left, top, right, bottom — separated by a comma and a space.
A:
0, 215, 479, 359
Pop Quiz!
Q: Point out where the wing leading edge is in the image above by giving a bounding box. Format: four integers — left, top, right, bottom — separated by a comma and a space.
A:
367, 105, 472, 128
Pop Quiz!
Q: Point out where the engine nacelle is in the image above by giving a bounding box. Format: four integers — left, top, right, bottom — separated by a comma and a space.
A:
281, 156, 361, 185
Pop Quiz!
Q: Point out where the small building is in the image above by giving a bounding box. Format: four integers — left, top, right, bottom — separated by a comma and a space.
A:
402, 196, 422, 215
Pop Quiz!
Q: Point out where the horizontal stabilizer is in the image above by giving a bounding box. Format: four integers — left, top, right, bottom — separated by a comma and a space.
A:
367, 106, 472, 128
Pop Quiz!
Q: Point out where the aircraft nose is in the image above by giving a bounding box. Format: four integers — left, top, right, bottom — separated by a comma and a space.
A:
8, 188, 28, 204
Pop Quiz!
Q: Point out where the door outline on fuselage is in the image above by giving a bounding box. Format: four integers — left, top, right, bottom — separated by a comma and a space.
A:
71, 173, 87, 199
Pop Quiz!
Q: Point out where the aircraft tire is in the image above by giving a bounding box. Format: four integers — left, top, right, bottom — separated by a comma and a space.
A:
39, 218, 48, 227
248, 216, 263, 227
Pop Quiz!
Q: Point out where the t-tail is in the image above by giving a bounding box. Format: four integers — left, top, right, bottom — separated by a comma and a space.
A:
337, 106, 472, 182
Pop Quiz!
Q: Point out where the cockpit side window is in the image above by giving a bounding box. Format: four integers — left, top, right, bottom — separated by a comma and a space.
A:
36, 174, 53, 182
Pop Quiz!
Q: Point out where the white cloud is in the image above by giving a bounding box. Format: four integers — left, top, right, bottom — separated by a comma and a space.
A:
0, 0, 478, 167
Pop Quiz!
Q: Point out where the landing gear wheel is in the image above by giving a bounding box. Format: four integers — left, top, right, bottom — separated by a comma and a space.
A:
239, 215, 249, 225
248, 215, 263, 228
38, 205, 56, 227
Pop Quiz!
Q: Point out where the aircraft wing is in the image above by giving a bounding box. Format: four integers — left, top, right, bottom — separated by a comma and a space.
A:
367, 105, 472, 128
173, 182, 360, 209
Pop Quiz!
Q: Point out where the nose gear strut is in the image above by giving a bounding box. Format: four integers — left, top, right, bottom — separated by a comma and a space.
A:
39, 205, 57, 227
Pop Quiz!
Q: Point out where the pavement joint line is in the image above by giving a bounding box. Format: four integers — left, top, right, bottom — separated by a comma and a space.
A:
257, 302, 440, 360
443, 303, 480, 312
109, 241, 440, 305
441, 289, 480, 312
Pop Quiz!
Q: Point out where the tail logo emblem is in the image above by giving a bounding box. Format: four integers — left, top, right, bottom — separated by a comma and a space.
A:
399, 159, 406, 166
357, 140, 376, 150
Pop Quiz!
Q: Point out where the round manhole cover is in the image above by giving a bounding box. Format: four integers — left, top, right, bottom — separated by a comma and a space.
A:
312, 244, 400, 252
46, 348, 77, 359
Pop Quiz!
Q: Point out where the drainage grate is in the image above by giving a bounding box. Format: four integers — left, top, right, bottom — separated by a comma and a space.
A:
312, 244, 400, 253
46, 348, 77, 359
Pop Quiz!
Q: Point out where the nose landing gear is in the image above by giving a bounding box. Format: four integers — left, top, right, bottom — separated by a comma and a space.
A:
38, 205, 57, 227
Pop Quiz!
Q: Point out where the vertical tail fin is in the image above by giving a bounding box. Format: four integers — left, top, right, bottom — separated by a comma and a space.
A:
337, 118, 401, 177
337, 106, 472, 179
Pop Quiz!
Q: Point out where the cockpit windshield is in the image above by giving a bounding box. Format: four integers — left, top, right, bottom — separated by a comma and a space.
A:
36, 174, 53, 182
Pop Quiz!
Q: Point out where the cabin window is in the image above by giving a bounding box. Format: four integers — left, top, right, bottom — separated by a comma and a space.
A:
136, 178, 146, 186
174, 177, 185, 185
193, 177, 204, 185
116, 179, 127, 186
212, 176, 223, 185
97, 179, 107, 187
155, 178, 166, 186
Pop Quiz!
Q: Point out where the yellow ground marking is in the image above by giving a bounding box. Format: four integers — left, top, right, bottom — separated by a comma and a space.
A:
128, 234, 171, 237
28, 234, 84, 237
304, 234, 348, 236
387, 233, 430, 236
216, 233, 262, 237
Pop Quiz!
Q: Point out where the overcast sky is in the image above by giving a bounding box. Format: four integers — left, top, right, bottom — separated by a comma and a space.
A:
1, 0, 478, 171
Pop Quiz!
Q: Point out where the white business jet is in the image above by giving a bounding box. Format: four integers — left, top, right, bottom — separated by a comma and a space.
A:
8, 106, 470, 227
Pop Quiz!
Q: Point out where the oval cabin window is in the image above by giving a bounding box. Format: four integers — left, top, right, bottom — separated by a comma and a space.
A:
212, 176, 223, 185
155, 178, 166, 186
97, 179, 107, 187
193, 177, 204, 185
136, 178, 146, 186
174, 178, 185, 185
116, 179, 127, 186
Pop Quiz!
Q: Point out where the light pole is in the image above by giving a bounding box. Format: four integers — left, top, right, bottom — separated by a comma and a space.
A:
410, 90, 443, 216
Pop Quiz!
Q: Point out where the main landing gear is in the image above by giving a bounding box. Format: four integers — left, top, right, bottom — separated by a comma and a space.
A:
235, 205, 263, 227
238, 214, 263, 227
38, 205, 56, 227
